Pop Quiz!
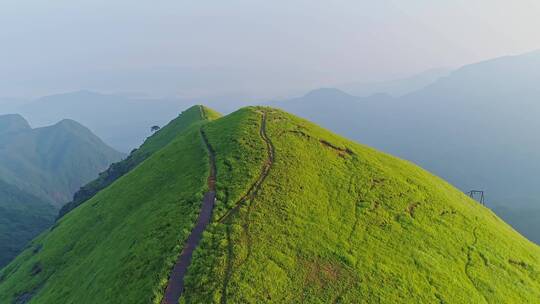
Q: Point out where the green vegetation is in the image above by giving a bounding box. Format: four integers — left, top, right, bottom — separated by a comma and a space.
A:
1, 106, 539, 303
58, 105, 221, 218
0, 117, 213, 303
184, 107, 540, 303
0, 180, 55, 268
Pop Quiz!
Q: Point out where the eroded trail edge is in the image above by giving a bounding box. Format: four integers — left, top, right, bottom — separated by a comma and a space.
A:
220, 110, 275, 304
161, 128, 217, 304
464, 226, 488, 303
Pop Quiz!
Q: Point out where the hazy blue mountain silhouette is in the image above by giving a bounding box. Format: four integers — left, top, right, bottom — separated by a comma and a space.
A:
0, 114, 31, 135
337, 67, 451, 97
0, 114, 123, 267
0, 114, 124, 206
12, 91, 191, 152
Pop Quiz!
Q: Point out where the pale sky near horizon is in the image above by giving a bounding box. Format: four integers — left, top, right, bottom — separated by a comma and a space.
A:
1, 0, 540, 98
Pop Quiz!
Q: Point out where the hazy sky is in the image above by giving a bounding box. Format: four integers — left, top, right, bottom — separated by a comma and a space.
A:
2, 0, 540, 98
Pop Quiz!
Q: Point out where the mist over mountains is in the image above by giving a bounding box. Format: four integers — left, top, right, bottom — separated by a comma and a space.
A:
0, 64, 453, 154
1, 51, 539, 245
337, 67, 451, 97
0, 90, 261, 152
15, 91, 190, 152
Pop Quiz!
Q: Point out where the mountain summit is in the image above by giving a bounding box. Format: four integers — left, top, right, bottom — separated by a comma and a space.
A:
0, 115, 124, 268
0, 116, 124, 205
0, 114, 31, 135
1, 106, 539, 303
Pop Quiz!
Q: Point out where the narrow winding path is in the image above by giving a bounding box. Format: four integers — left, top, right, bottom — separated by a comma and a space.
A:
161, 128, 217, 304
220, 110, 275, 304
217, 111, 275, 223
464, 226, 488, 303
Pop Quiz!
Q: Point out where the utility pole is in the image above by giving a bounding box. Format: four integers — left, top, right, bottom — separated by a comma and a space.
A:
466, 190, 485, 205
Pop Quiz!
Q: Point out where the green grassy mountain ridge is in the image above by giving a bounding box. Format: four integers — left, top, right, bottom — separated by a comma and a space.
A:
1, 106, 539, 303
58, 105, 221, 219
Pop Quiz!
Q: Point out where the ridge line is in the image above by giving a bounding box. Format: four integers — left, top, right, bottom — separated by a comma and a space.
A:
199, 105, 207, 120
216, 111, 274, 224
220, 110, 275, 304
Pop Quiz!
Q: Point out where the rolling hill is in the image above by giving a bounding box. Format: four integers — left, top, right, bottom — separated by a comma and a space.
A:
0, 114, 124, 206
1, 106, 539, 303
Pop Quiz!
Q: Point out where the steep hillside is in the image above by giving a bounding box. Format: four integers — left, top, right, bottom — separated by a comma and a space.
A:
58, 105, 221, 218
1, 107, 539, 303
0, 180, 55, 268
0, 115, 124, 206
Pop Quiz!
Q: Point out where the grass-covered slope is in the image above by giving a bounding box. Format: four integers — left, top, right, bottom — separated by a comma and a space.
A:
186, 107, 540, 303
58, 105, 221, 218
0, 180, 55, 268
1, 106, 539, 303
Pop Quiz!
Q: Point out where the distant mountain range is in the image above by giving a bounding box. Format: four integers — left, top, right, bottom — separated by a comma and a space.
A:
270, 50, 540, 243
0, 114, 125, 205
14, 91, 191, 152
0, 67, 452, 153
337, 67, 451, 97
0, 91, 256, 152
0, 114, 123, 267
